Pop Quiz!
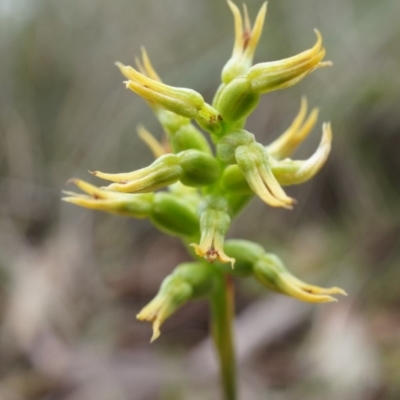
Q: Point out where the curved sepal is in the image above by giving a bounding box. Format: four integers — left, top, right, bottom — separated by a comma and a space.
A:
247, 30, 331, 94
137, 262, 219, 342
267, 97, 319, 160
222, 1, 267, 84
254, 252, 347, 303
270, 122, 332, 186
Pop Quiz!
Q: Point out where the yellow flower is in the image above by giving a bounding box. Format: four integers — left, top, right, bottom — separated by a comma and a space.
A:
62, 179, 152, 217
191, 207, 235, 267
137, 262, 218, 341
254, 253, 347, 303
222, 1, 267, 83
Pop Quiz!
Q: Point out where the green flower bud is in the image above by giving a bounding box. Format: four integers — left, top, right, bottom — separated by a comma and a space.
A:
155, 108, 191, 136
141, 105, 213, 155
149, 192, 199, 238
225, 192, 253, 216
137, 261, 219, 342
216, 239, 265, 277
216, 129, 254, 164
195, 103, 224, 136
220, 165, 251, 193
178, 150, 220, 186
168, 123, 212, 154
214, 76, 260, 123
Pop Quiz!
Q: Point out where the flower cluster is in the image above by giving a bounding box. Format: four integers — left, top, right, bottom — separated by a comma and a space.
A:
64, 1, 345, 341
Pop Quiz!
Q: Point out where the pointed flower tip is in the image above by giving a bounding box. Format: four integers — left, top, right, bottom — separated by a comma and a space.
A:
326, 296, 338, 303
150, 331, 160, 343
222, 0, 267, 83
219, 253, 236, 268
319, 60, 333, 68
150, 323, 161, 343
313, 28, 322, 41
328, 286, 348, 296
136, 307, 156, 322
61, 197, 74, 203
322, 122, 332, 143
136, 312, 144, 321
189, 242, 204, 257
297, 283, 347, 303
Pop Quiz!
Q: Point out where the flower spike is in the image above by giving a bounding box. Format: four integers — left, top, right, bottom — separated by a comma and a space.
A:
64, 0, 345, 360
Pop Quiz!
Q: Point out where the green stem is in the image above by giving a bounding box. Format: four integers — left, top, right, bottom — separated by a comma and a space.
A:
210, 274, 237, 400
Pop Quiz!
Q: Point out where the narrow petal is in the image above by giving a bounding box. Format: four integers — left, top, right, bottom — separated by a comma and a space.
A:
248, 30, 329, 94
267, 97, 308, 158
235, 143, 295, 209
66, 178, 112, 199
271, 122, 332, 186
137, 124, 166, 158
140, 47, 162, 82
227, 0, 244, 57
278, 275, 338, 303
244, 2, 267, 58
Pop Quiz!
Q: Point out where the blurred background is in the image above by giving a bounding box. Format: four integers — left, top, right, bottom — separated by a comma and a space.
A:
1, 0, 400, 399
